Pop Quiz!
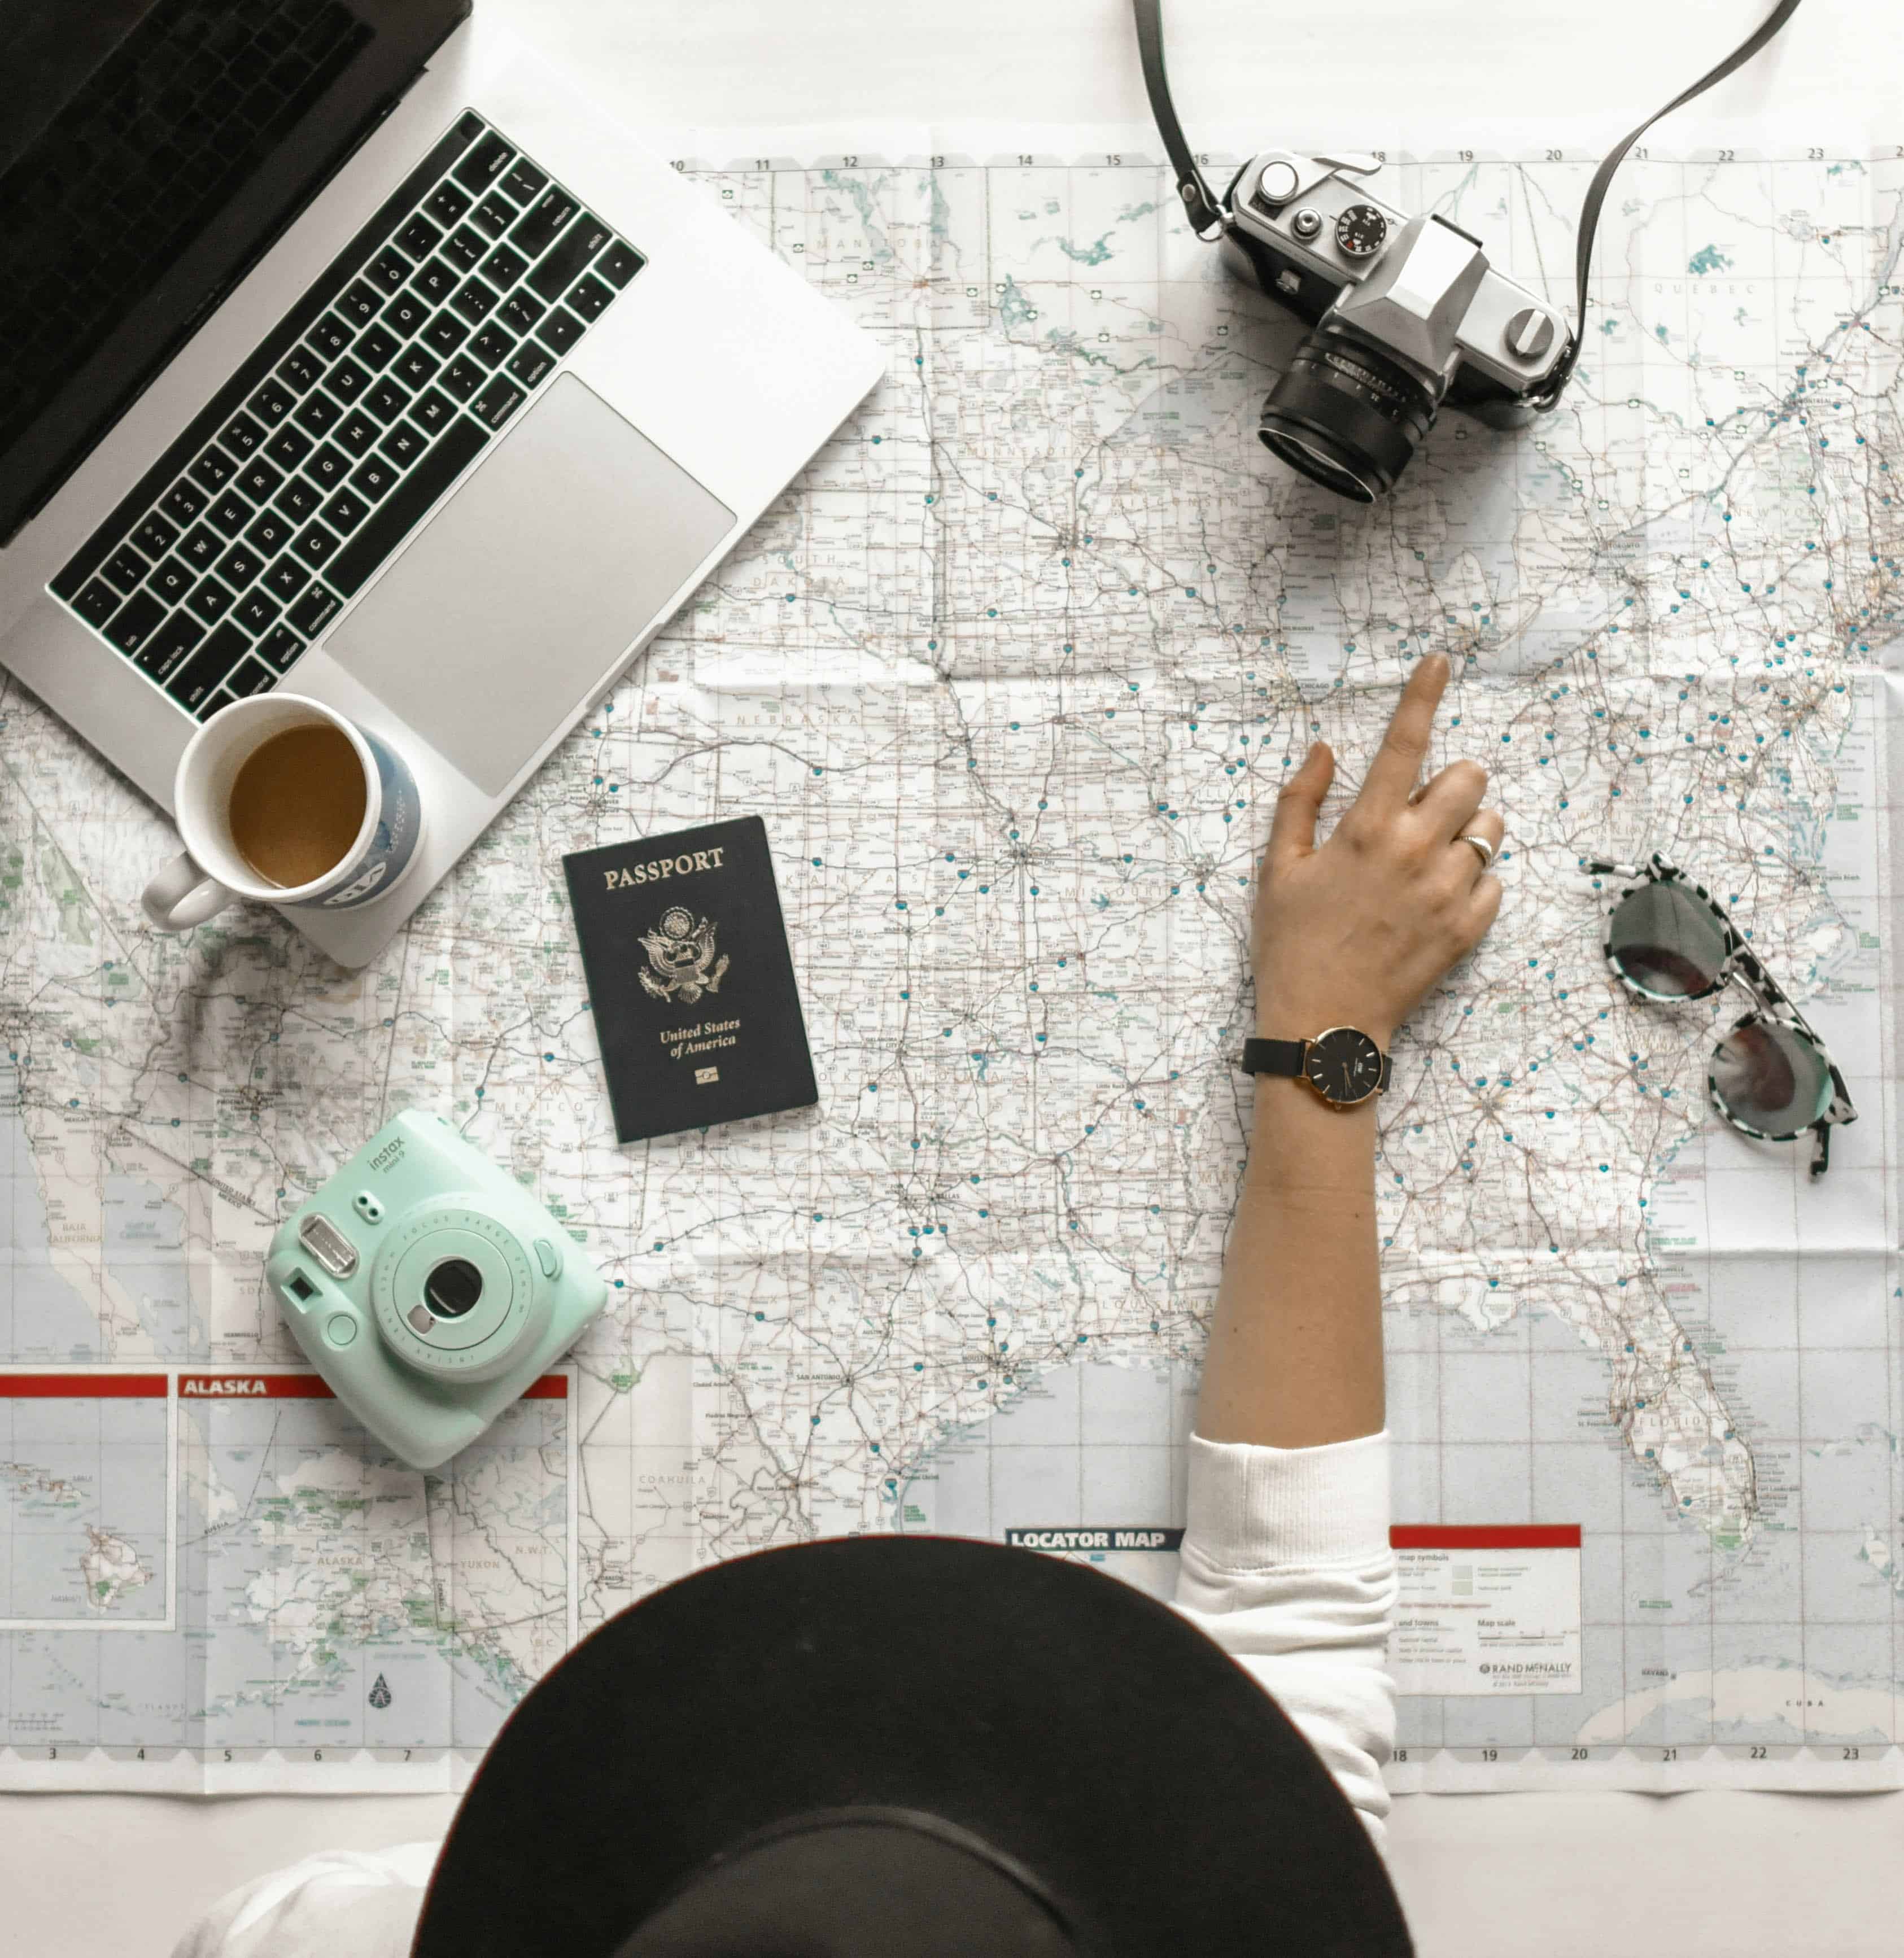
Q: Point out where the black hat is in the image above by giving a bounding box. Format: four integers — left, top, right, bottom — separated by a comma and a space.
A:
414, 1535, 1410, 1956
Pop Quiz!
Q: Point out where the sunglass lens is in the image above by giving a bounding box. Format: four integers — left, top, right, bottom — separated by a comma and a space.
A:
1607, 882, 1729, 997
1711, 1018, 1832, 1138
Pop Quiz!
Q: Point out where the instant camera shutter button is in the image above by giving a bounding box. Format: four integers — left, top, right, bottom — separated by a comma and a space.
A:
325, 1313, 359, 1349
1505, 306, 1557, 361
1290, 207, 1324, 242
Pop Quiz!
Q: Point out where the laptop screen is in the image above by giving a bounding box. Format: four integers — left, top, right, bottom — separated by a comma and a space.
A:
0, 0, 470, 547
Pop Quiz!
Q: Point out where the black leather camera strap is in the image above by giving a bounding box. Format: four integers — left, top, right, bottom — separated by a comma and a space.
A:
1132, 0, 1225, 238
1535, 0, 1802, 407
1132, 0, 1805, 403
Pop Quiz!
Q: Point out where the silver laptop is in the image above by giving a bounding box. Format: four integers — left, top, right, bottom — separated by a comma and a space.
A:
0, 1, 881, 967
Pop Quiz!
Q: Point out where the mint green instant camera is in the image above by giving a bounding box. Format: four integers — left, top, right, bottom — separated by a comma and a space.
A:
265, 1111, 608, 1470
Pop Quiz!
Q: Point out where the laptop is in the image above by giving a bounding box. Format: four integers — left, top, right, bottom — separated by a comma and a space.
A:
0, 0, 883, 967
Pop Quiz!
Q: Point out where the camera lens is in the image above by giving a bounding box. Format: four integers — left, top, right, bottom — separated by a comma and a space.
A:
422, 1256, 484, 1319
1258, 325, 1440, 502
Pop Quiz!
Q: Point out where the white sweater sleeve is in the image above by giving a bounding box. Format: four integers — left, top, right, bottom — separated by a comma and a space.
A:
168, 1843, 436, 1958
1171, 1428, 1398, 1846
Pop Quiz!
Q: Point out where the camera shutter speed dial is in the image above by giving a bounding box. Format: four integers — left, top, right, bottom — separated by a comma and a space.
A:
1333, 203, 1389, 258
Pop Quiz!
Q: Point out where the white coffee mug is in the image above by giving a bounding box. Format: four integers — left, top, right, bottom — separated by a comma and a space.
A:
141, 694, 425, 932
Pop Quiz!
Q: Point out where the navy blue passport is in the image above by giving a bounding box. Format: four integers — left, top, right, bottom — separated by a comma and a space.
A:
562, 816, 818, 1143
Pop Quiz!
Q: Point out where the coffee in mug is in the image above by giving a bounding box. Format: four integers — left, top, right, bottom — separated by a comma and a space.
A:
141, 694, 424, 932
228, 724, 369, 888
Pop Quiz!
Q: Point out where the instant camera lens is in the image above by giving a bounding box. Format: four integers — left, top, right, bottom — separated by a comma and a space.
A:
1258, 325, 1439, 502
423, 1256, 484, 1320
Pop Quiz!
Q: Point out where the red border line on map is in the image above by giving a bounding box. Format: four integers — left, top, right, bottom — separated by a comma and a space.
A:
174, 1372, 569, 1400
1390, 1524, 1581, 1550
0, 1373, 168, 1397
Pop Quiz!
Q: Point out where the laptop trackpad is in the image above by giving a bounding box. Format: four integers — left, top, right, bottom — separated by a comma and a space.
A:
327, 374, 734, 796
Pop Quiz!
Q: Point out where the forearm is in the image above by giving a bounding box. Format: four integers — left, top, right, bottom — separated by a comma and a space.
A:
1195, 1076, 1383, 1448
1198, 655, 1496, 1449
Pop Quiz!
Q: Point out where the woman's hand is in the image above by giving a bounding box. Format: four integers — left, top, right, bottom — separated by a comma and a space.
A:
1203, 655, 1496, 1448
1252, 654, 1501, 1051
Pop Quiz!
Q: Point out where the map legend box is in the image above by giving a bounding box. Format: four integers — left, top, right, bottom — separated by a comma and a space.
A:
1391, 1524, 1583, 1698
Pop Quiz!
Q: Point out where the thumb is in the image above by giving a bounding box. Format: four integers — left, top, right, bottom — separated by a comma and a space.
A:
1267, 741, 1335, 867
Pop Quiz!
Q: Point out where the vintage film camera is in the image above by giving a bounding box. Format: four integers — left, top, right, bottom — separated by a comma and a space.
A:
1132, 0, 1801, 502
266, 1111, 607, 1469
1224, 149, 1564, 501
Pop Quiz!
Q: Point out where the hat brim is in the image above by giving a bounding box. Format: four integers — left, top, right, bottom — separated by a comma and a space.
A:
414, 1535, 1409, 1956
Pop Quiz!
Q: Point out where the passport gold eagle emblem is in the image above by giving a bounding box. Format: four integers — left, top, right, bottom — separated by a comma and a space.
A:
638, 906, 730, 1003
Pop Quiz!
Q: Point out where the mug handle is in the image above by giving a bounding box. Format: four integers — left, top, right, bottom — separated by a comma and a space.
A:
141, 852, 233, 930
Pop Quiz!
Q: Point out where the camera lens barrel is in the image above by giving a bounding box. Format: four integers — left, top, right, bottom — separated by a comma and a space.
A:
371, 1208, 541, 1378
1258, 327, 1440, 502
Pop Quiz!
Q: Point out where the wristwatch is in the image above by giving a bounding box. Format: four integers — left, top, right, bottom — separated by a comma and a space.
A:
1240, 1028, 1391, 1108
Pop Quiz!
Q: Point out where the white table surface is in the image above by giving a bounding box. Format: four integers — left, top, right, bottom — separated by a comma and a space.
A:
7, 2, 1903, 1951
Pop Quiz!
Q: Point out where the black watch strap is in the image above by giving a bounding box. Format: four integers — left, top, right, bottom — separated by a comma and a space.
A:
1239, 1037, 1304, 1079
1240, 1037, 1392, 1095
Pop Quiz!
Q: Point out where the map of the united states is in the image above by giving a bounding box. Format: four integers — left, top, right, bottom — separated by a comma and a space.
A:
0, 141, 1897, 1788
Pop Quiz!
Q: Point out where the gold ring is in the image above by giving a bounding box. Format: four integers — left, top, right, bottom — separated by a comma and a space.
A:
1458, 833, 1496, 869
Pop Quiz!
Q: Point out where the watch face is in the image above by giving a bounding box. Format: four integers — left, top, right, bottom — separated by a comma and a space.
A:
1304, 1027, 1382, 1105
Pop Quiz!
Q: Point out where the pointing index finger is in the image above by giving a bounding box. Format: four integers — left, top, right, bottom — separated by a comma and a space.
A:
1360, 655, 1450, 811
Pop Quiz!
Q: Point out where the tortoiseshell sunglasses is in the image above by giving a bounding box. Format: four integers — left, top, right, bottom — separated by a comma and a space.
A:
1588, 854, 1855, 1177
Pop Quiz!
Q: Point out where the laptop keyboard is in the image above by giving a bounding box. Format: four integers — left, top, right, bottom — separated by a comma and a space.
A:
50, 111, 644, 721
0, 0, 368, 475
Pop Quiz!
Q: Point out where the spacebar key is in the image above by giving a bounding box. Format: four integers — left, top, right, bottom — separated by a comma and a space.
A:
326, 417, 490, 598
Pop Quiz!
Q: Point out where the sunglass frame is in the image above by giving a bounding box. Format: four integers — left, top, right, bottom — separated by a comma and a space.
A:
1587, 853, 1856, 1174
